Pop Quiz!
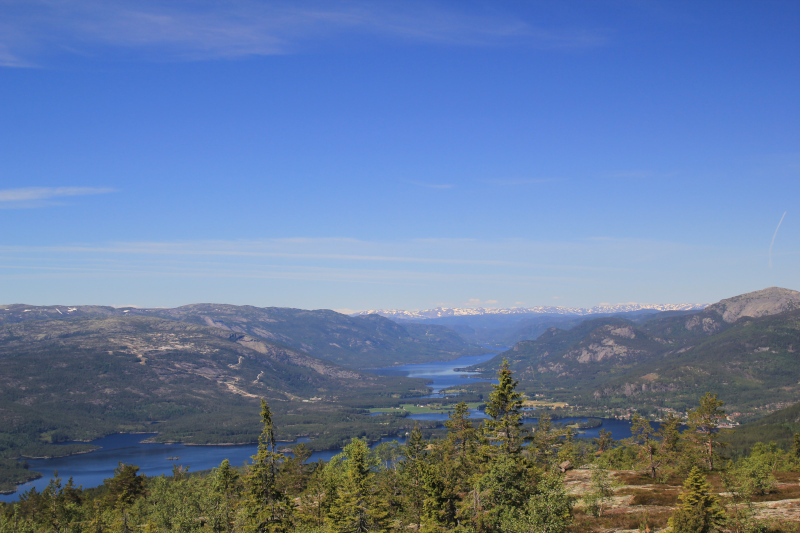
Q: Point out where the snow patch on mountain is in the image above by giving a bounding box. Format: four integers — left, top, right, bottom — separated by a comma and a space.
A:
353, 303, 707, 320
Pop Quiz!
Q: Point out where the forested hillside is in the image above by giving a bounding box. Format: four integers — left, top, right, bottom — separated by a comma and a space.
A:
4, 364, 800, 532
471, 288, 800, 415
0, 315, 440, 491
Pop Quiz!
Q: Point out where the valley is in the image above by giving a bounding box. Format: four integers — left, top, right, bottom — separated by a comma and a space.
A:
2, 287, 800, 531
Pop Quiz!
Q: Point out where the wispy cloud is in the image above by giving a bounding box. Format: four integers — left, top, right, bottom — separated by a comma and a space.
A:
404, 180, 454, 190
0, 236, 778, 309
478, 177, 561, 186
0, 186, 116, 208
0, 0, 608, 67
0, 236, 716, 277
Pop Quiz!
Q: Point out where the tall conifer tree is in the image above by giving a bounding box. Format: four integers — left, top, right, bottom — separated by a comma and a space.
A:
484, 359, 525, 455
243, 399, 293, 532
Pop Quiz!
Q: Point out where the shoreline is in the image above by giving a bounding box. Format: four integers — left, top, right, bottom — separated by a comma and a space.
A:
0, 471, 44, 495
20, 446, 100, 460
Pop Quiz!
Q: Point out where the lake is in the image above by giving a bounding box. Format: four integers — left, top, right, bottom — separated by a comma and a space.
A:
368, 351, 499, 395
1, 351, 633, 501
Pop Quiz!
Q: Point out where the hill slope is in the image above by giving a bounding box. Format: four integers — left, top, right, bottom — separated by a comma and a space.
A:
469, 287, 800, 413
0, 303, 486, 370
0, 315, 435, 490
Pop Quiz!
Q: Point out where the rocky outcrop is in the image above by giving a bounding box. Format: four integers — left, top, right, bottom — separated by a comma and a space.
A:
705, 287, 800, 323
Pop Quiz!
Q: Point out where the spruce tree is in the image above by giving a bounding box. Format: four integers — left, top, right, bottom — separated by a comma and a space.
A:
484, 359, 525, 455
400, 422, 427, 529
669, 467, 726, 533
326, 438, 387, 533
243, 399, 293, 533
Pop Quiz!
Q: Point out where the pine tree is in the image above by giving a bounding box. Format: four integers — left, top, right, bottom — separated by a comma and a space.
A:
687, 392, 728, 471
243, 399, 294, 533
793, 433, 800, 459
669, 467, 726, 533
629, 414, 660, 478
484, 359, 525, 455
209, 459, 241, 533
325, 438, 387, 533
400, 422, 427, 529
529, 413, 561, 467
593, 428, 613, 454
104, 463, 145, 509
445, 401, 480, 461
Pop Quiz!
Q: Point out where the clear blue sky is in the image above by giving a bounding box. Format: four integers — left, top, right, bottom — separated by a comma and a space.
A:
1, 1, 798, 311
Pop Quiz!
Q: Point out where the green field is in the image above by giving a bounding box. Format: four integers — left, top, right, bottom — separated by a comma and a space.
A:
369, 402, 484, 415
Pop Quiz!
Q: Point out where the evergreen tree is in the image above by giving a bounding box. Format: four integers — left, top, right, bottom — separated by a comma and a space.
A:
419, 439, 459, 532
297, 460, 328, 530
475, 453, 536, 531
400, 422, 427, 529
484, 359, 525, 455
445, 402, 480, 462
104, 463, 145, 509
498, 472, 573, 533
279, 442, 312, 496
629, 414, 663, 479
529, 414, 561, 467
593, 428, 613, 454
794, 433, 800, 459
243, 399, 294, 532
687, 392, 728, 471
326, 438, 387, 533
209, 459, 242, 533
669, 467, 726, 533
582, 462, 617, 517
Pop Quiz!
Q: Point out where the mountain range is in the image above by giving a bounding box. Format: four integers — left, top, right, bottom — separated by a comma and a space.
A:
2, 287, 799, 492
0, 304, 484, 490
468, 287, 800, 416
0, 303, 485, 370
352, 303, 708, 347
353, 302, 708, 320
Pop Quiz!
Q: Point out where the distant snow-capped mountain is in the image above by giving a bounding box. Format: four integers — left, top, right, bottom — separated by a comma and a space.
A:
353, 303, 707, 320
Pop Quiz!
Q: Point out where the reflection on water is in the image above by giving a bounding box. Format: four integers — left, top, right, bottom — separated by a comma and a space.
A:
368, 352, 499, 394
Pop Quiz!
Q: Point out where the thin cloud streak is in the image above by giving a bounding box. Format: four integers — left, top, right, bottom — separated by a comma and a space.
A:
0, 262, 585, 285
0, 0, 609, 66
0, 237, 643, 272
404, 180, 454, 190
769, 211, 787, 268
0, 187, 116, 207
478, 177, 561, 186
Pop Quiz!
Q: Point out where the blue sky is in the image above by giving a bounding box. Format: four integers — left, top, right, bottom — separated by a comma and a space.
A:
1, 1, 798, 311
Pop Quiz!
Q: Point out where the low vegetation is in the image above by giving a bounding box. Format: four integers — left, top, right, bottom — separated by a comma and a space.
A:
4, 362, 800, 532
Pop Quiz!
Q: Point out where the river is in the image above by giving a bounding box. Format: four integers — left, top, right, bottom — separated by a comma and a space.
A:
1, 351, 633, 501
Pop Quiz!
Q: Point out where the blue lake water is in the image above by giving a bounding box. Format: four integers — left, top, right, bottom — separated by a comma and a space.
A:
1, 351, 633, 501
368, 352, 499, 394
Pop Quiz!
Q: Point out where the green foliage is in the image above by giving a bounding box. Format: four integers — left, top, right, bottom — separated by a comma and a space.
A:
687, 392, 728, 471
628, 412, 683, 480
583, 462, 618, 517
104, 462, 145, 509
726, 442, 781, 499
669, 467, 726, 533
242, 400, 294, 532
0, 311, 459, 488
19, 363, 800, 533
470, 306, 800, 416
324, 438, 387, 533
483, 359, 525, 455
497, 472, 573, 533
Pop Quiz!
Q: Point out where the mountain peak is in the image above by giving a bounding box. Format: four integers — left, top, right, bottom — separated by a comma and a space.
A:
706, 287, 800, 323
